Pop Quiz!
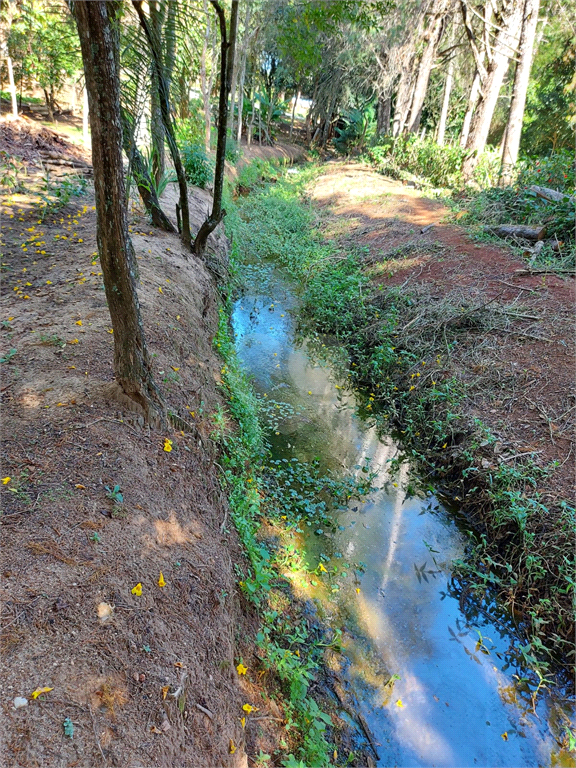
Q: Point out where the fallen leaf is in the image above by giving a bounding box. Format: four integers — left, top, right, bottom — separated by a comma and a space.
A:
131, 583, 142, 596
158, 572, 166, 588
97, 602, 114, 622
31, 687, 53, 699
75, 484, 86, 489
240, 717, 245, 728
150, 726, 162, 734
160, 719, 171, 732
161, 686, 169, 700
174, 662, 184, 668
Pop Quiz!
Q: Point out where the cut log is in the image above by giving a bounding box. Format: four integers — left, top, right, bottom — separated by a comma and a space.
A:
486, 224, 546, 241
528, 185, 572, 203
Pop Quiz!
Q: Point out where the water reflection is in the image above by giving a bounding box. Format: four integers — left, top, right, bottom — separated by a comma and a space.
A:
232, 271, 574, 768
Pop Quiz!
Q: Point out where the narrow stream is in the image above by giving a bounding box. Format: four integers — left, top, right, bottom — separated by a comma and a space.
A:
232, 265, 574, 768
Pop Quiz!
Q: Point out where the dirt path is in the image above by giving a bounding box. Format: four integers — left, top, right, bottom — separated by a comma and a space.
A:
311, 161, 574, 506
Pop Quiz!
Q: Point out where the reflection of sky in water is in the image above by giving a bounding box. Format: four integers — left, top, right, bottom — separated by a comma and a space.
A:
232, 277, 574, 768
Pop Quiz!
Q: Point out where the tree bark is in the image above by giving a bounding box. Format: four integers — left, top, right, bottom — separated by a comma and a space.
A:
72, 0, 164, 423
459, 68, 481, 147
193, 0, 239, 258
133, 1, 191, 249
376, 94, 391, 136
462, 0, 522, 177
499, 0, 540, 184
225, 0, 240, 139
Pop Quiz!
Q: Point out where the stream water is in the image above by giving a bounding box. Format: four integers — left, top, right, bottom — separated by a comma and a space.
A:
231, 265, 574, 768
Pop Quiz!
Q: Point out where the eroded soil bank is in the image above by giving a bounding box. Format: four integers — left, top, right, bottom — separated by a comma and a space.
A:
0, 117, 292, 768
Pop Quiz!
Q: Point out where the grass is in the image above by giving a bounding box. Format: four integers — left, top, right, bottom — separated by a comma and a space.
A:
213, 301, 370, 767
222, 163, 575, 688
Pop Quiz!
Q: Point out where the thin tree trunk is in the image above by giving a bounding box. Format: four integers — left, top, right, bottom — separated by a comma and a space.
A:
121, 109, 176, 233
225, 0, 240, 139
437, 54, 454, 145
149, 2, 166, 187
193, 0, 239, 258
133, 1, 191, 249
72, 0, 164, 423
460, 69, 481, 147
462, 0, 522, 177
499, 0, 540, 184
289, 89, 300, 139
6, 57, 18, 117
407, 1, 451, 134
376, 94, 391, 136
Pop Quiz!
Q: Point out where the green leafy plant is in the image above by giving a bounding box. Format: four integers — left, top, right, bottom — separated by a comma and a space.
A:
105, 484, 123, 504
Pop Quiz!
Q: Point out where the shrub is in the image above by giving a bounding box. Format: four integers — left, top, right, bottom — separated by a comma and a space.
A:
180, 142, 213, 189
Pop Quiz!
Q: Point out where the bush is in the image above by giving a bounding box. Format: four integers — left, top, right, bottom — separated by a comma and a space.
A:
180, 142, 213, 189
366, 134, 466, 188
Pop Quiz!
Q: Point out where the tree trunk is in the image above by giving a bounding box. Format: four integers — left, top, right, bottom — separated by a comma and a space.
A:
376, 94, 391, 136
437, 53, 454, 145
499, 0, 540, 184
225, 0, 240, 139
193, 0, 239, 258
200, 0, 214, 153
407, 1, 451, 134
72, 0, 164, 423
133, 1, 191, 249
462, 0, 522, 177
120, 109, 176, 233
392, 63, 414, 137
289, 89, 300, 139
7, 57, 18, 117
149, 2, 166, 188
43, 88, 54, 122
459, 69, 481, 147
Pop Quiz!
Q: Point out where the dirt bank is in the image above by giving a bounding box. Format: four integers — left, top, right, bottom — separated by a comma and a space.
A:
0, 119, 285, 767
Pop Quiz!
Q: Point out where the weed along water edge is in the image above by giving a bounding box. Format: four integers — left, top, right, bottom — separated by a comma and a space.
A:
230, 262, 573, 767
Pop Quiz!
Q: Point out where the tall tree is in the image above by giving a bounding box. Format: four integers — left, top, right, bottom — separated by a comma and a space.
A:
499, 0, 541, 184
461, 0, 522, 177
72, 0, 164, 423
133, 0, 192, 249
193, 0, 239, 258
406, 0, 453, 134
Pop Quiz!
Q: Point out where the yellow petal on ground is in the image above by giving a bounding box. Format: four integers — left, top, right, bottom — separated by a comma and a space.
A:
2, 477, 11, 485
161, 685, 170, 700
240, 717, 246, 728
236, 663, 248, 675
31, 687, 53, 699
229, 740, 236, 754
163, 438, 173, 453
242, 703, 258, 713
171, 366, 180, 372
501, 732, 508, 741
158, 287, 163, 293
75, 320, 82, 326
396, 699, 404, 708
75, 484, 86, 489
158, 572, 166, 588
131, 583, 143, 596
